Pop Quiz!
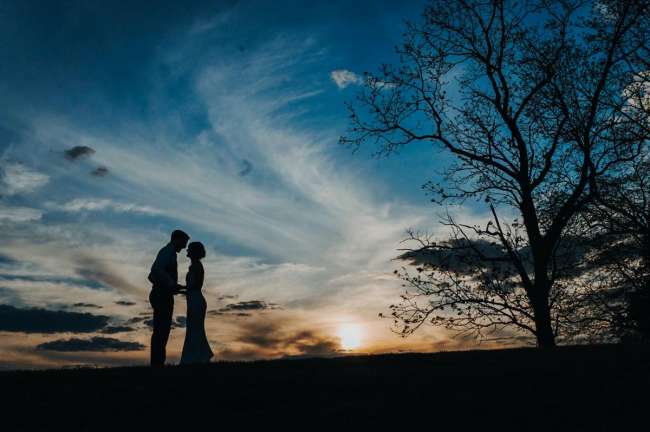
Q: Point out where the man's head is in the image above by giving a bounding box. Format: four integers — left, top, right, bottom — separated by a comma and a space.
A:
170, 229, 190, 252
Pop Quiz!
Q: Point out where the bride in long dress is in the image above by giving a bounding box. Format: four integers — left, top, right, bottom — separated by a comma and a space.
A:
180, 242, 213, 365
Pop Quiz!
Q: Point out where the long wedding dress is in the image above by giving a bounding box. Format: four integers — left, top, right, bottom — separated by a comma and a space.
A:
180, 261, 213, 365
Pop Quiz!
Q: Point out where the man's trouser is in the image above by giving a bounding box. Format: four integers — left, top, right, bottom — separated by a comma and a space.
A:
149, 289, 174, 366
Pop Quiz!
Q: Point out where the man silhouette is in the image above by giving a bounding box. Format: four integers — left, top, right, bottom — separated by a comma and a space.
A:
148, 229, 189, 366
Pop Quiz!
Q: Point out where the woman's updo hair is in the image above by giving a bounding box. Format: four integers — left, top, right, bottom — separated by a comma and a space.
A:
187, 241, 206, 260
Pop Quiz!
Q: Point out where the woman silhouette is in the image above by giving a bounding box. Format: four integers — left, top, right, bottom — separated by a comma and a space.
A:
180, 242, 213, 365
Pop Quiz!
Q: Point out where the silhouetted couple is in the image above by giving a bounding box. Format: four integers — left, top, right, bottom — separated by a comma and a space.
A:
148, 229, 213, 366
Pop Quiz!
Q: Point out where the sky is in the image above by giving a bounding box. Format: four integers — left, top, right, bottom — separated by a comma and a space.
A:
0, 0, 491, 369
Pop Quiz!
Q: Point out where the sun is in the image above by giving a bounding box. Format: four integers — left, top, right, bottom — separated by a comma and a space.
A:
338, 323, 363, 351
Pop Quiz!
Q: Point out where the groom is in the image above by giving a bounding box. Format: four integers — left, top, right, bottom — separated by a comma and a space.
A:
148, 229, 189, 366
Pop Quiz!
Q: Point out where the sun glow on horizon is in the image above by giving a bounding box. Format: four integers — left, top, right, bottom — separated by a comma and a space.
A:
338, 323, 363, 351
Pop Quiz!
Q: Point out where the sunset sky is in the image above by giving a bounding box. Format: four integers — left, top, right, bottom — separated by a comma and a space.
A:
0, 0, 494, 369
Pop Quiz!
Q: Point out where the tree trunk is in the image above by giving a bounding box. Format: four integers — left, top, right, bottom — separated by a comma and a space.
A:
532, 300, 556, 348
519, 193, 556, 347
531, 275, 556, 348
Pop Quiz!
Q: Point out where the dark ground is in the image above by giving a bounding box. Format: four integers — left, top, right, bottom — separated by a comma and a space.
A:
2, 344, 649, 431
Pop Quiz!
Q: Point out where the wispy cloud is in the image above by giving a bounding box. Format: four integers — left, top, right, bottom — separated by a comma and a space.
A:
46, 198, 161, 215
0, 162, 49, 196
0, 205, 42, 222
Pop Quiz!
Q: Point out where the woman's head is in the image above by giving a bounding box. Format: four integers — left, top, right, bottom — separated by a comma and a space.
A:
187, 241, 206, 260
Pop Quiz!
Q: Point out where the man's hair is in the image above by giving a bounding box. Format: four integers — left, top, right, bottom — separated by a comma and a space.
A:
171, 229, 190, 242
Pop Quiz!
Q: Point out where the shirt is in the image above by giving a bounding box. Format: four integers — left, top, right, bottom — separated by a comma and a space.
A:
148, 242, 178, 293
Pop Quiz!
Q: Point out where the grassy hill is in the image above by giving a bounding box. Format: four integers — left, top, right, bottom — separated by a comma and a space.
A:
2, 344, 650, 431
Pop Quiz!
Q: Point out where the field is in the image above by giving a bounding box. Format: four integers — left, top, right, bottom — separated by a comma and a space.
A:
2, 344, 649, 431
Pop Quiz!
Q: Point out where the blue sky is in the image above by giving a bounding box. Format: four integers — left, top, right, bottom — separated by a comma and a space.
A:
0, 0, 485, 368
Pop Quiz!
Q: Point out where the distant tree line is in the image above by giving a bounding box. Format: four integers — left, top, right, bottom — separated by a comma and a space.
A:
342, 0, 650, 347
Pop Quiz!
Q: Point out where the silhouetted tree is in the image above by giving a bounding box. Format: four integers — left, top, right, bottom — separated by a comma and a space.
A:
342, 0, 650, 347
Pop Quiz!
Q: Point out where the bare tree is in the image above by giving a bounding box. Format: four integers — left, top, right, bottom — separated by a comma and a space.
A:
342, 0, 650, 347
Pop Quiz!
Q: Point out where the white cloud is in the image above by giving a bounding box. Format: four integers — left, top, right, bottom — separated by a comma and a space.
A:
0, 205, 43, 222
330, 69, 396, 90
330, 69, 363, 89
623, 71, 650, 112
0, 162, 49, 196
46, 198, 162, 215
594, 1, 618, 22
